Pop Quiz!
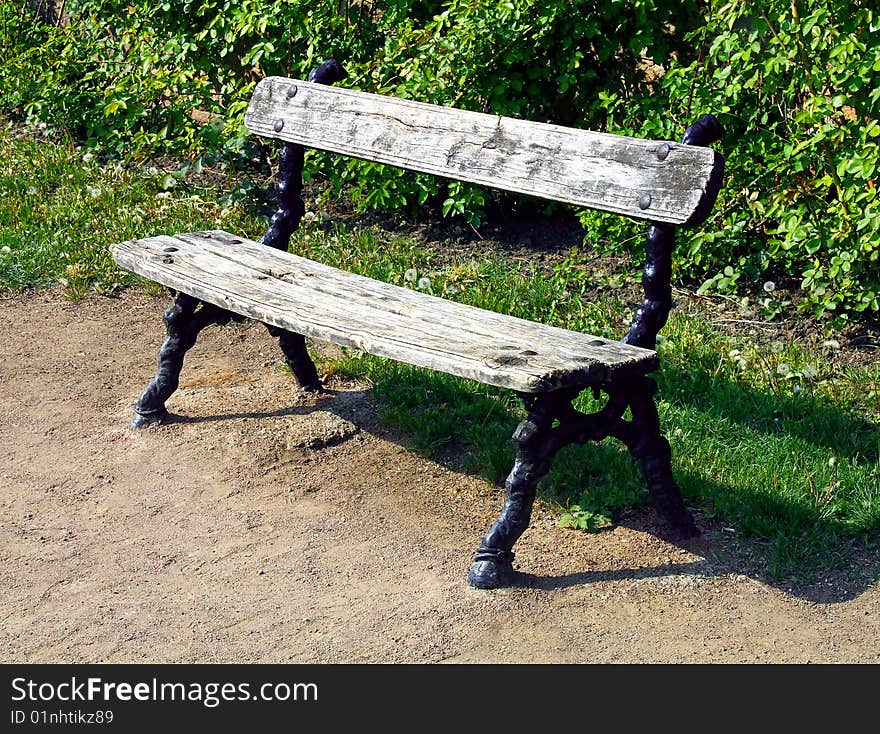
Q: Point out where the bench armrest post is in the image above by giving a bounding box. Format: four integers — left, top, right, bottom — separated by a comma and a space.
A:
260, 59, 347, 251
623, 222, 674, 350
624, 114, 724, 349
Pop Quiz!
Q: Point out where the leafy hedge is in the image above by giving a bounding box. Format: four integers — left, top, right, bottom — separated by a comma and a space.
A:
2, 1, 878, 322
1, 1, 693, 207
598, 0, 880, 322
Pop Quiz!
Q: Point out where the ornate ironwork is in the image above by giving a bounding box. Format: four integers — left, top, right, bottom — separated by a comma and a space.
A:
131, 294, 234, 427
468, 115, 724, 589
261, 59, 346, 253
130, 60, 347, 427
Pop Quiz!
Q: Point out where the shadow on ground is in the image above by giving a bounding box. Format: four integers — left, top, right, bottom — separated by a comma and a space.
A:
168, 368, 880, 605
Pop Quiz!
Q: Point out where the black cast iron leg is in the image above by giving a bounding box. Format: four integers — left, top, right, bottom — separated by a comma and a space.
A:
624, 222, 675, 351
256, 60, 345, 397
468, 397, 558, 589
131, 293, 230, 428
265, 324, 323, 392
621, 376, 699, 539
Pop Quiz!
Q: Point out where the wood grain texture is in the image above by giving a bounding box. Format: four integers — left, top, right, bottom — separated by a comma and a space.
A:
111, 231, 659, 393
245, 77, 722, 225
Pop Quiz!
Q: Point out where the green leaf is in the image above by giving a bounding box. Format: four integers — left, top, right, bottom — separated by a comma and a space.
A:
158, 174, 177, 191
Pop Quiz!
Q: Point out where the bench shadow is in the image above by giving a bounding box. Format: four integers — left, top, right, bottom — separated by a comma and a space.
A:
498, 495, 880, 603
165, 404, 320, 424
345, 365, 878, 602
511, 561, 713, 591
158, 384, 373, 425
167, 367, 878, 604
658, 360, 879, 465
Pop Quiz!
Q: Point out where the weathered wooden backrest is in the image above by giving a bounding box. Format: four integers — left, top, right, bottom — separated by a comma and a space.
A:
245, 77, 723, 227
243, 62, 724, 353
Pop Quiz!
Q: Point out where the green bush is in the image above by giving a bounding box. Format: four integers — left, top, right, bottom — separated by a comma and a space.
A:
342, 0, 697, 221
0, 1, 697, 204
593, 0, 880, 323
2, 1, 879, 322
0, 1, 395, 154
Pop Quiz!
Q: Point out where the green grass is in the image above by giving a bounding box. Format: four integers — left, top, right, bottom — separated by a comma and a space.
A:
2, 125, 878, 585
284, 222, 878, 584
0, 122, 266, 296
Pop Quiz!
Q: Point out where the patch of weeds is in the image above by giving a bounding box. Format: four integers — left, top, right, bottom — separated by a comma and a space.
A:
0, 130, 264, 294
558, 504, 614, 532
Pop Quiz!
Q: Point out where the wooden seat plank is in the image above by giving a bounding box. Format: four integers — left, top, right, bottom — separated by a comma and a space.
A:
111, 230, 659, 393
245, 77, 722, 226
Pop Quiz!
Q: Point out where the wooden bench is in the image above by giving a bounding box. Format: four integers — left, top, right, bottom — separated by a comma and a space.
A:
110, 59, 724, 589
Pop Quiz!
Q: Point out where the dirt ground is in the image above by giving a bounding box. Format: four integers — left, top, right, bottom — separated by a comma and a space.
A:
1, 290, 878, 664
